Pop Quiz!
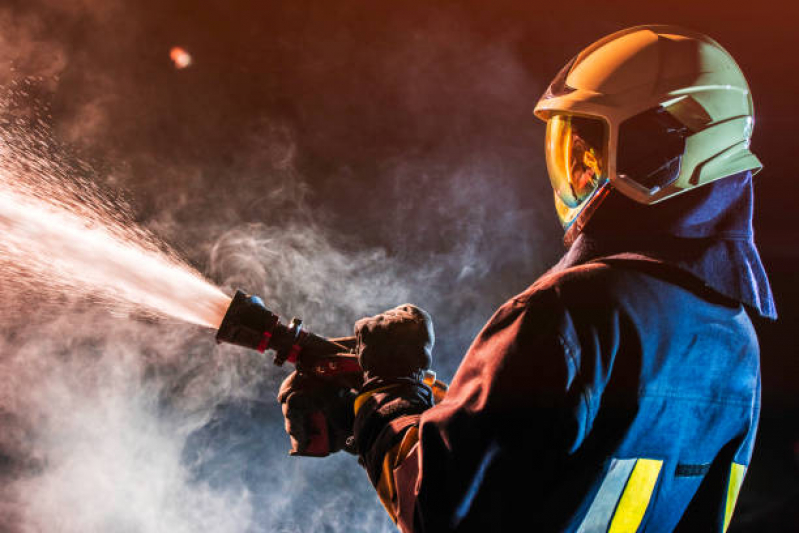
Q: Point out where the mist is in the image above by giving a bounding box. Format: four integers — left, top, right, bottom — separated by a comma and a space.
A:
0, 1, 562, 532
2, 0, 798, 531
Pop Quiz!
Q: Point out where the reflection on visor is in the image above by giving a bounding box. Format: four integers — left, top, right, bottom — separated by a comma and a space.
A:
545, 114, 606, 209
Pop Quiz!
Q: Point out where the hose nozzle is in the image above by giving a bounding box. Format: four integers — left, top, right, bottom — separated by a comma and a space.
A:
216, 290, 280, 352
215, 290, 354, 367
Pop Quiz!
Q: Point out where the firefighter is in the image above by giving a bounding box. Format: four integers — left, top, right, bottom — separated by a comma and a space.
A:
278, 25, 774, 531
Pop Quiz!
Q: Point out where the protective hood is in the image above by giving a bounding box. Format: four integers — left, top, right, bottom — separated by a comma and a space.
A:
552, 171, 776, 319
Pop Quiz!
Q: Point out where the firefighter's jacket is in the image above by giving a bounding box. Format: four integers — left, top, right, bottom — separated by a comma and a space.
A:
354, 172, 770, 532
360, 256, 759, 532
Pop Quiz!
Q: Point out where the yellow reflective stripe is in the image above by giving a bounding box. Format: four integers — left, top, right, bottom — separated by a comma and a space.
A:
723, 463, 747, 533
577, 459, 637, 533
374, 426, 420, 523
353, 384, 402, 415
375, 441, 402, 523
395, 425, 420, 464
608, 458, 663, 533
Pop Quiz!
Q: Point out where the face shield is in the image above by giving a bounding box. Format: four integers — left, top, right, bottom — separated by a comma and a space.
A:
545, 114, 608, 227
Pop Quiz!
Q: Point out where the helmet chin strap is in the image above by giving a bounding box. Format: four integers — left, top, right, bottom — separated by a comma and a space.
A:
563, 182, 612, 248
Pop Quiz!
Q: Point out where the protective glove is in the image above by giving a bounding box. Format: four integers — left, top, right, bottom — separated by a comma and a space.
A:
355, 304, 434, 382
277, 370, 357, 457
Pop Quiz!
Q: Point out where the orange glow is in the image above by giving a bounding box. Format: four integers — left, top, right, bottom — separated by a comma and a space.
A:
169, 47, 192, 69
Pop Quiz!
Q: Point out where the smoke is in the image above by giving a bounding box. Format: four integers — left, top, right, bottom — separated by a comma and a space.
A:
0, 314, 253, 533
0, 2, 560, 532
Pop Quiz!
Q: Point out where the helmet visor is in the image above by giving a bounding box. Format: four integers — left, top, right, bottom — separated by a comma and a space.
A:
545, 114, 607, 210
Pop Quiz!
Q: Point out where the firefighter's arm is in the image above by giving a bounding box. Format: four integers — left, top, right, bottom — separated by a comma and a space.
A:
353, 383, 429, 522
350, 304, 436, 524
352, 287, 585, 530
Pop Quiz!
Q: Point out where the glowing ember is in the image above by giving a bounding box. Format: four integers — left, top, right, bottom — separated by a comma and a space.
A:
169, 46, 192, 69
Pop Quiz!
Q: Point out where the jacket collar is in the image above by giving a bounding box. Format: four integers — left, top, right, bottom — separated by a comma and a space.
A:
552, 172, 776, 319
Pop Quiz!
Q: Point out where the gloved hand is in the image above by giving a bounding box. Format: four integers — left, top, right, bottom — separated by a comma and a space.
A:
355, 304, 434, 382
277, 371, 357, 457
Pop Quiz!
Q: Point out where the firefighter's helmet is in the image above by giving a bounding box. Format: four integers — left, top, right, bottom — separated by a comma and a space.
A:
534, 25, 762, 243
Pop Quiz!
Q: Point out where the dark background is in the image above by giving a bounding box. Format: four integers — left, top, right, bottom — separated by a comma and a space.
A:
1, 0, 797, 530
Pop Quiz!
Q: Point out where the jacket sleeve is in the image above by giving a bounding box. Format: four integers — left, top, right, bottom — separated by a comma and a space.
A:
353, 286, 588, 531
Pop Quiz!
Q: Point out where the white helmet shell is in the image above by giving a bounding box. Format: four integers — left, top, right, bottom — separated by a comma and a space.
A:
535, 25, 762, 207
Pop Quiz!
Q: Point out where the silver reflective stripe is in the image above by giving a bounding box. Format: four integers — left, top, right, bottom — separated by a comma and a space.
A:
576, 458, 637, 533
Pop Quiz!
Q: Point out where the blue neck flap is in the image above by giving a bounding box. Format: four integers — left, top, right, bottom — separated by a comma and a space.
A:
554, 171, 776, 319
